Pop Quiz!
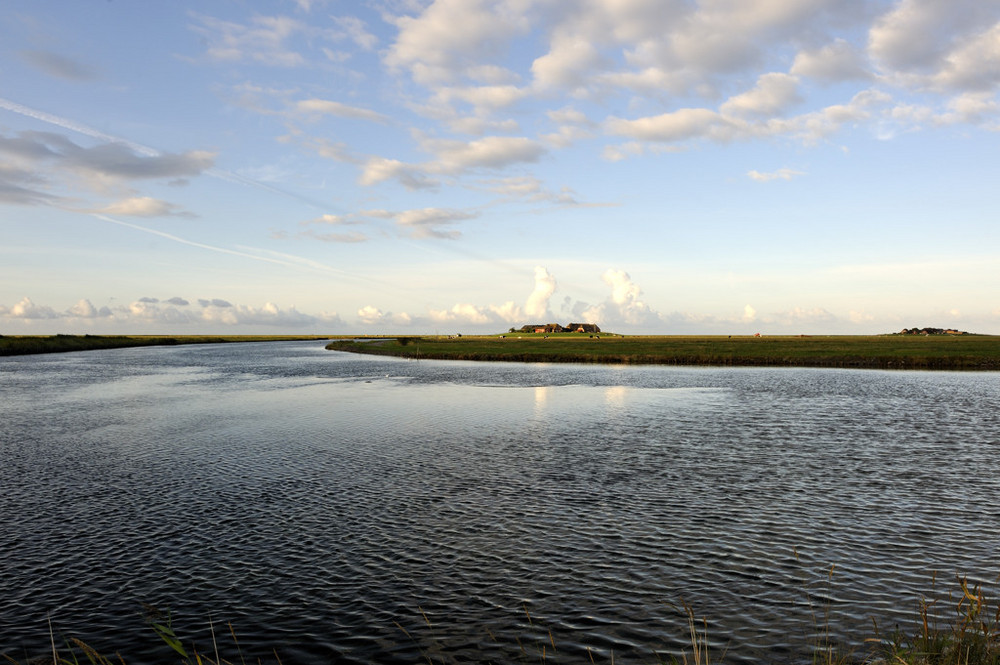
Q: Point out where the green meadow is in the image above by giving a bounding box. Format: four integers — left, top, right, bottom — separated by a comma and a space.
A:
326, 333, 1000, 370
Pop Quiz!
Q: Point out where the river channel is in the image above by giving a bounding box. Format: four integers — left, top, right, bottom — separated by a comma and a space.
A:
2, 341, 998, 663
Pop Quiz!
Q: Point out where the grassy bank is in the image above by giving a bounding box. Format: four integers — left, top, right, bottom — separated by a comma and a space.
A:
326, 333, 1000, 370
0, 334, 335, 357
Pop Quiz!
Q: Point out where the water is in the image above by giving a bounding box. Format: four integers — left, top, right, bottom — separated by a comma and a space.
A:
2, 341, 999, 663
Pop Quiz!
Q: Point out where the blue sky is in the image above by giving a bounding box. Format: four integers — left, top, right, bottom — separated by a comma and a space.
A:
2, 0, 999, 335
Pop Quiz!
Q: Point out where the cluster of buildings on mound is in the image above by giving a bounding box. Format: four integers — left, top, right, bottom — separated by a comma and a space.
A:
897, 327, 968, 335
515, 322, 601, 334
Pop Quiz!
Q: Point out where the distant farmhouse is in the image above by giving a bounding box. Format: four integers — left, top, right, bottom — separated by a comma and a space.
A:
516, 322, 601, 334
897, 327, 968, 335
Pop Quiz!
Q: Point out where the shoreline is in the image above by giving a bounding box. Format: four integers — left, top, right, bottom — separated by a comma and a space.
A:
326, 334, 1000, 371
3, 333, 998, 370
0, 334, 335, 357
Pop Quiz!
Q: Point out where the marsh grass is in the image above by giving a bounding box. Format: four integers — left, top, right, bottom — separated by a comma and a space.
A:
873, 574, 1000, 665
326, 334, 1000, 370
0, 335, 333, 357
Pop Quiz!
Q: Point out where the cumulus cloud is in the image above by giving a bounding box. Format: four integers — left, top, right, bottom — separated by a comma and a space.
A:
605, 108, 732, 143
719, 73, 802, 118
524, 266, 556, 319
426, 135, 547, 173
359, 157, 439, 189
2, 297, 59, 319
868, 0, 1000, 90
334, 0, 1000, 178
0, 295, 340, 330
791, 39, 871, 83
384, 0, 529, 85
356, 305, 410, 327
357, 135, 546, 188
580, 269, 659, 328
67, 299, 113, 318
199, 301, 320, 326
198, 298, 233, 308
429, 303, 494, 326
357, 305, 385, 326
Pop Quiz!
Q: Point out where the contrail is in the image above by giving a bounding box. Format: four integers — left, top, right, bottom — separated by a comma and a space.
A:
91, 214, 298, 267
92, 214, 398, 288
0, 96, 157, 155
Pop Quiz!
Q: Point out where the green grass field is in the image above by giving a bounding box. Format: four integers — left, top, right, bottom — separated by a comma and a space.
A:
326, 333, 1000, 370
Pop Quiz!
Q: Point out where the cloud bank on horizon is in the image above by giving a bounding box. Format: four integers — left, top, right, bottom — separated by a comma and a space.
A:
2, 0, 999, 335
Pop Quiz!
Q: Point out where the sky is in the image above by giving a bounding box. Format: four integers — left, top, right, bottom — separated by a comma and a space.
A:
2, 0, 999, 335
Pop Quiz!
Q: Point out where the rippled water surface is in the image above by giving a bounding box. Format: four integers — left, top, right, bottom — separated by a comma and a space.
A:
2, 341, 999, 663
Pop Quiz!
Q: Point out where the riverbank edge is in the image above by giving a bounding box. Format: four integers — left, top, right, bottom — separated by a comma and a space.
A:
0, 334, 336, 356
325, 334, 1000, 371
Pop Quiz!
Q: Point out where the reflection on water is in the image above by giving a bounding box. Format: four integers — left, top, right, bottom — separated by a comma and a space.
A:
533, 384, 549, 415
2, 341, 999, 664
604, 385, 627, 410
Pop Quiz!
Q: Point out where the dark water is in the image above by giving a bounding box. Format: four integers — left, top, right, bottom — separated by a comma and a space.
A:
2, 341, 999, 664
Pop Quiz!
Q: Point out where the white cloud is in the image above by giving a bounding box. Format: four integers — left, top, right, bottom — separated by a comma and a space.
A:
357, 305, 385, 326
937, 92, 1000, 127
524, 266, 556, 319
531, 32, 605, 91
332, 15, 378, 51
720, 73, 802, 118
384, 0, 529, 85
791, 39, 871, 83
3, 296, 59, 319
356, 305, 411, 328
868, 0, 1000, 89
605, 108, 731, 143
747, 168, 805, 182
359, 157, 438, 189
95, 196, 194, 217
190, 14, 313, 67
433, 84, 527, 113
0, 296, 331, 329
426, 135, 547, 172
931, 22, 1000, 91
429, 303, 493, 325
67, 299, 112, 318
357, 135, 545, 189
395, 207, 477, 239
489, 300, 524, 323
294, 99, 390, 123
580, 269, 659, 328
